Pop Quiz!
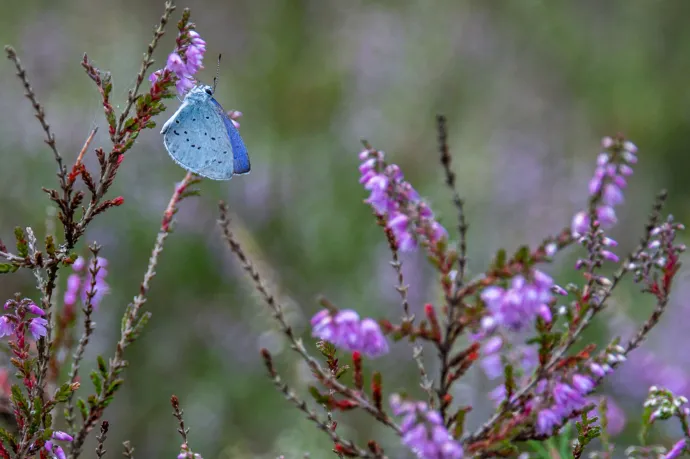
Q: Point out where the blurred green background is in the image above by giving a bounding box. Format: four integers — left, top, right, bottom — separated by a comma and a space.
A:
1, 0, 690, 457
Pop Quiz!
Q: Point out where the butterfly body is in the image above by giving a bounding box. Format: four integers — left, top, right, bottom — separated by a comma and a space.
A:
161, 84, 250, 180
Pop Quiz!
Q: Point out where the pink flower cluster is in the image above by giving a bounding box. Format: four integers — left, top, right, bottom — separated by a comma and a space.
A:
390, 394, 464, 458
572, 137, 637, 235
479, 270, 559, 331
535, 373, 596, 436
150, 29, 206, 95
65, 256, 109, 310
0, 299, 47, 340
43, 431, 73, 459
311, 309, 389, 358
359, 148, 447, 252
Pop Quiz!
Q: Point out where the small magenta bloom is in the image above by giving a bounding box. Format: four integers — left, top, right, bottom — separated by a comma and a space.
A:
29, 317, 48, 340
390, 395, 463, 458
536, 408, 560, 436
27, 303, 45, 316
359, 148, 447, 252
572, 137, 637, 236
553, 382, 586, 413
311, 309, 389, 358
51, 431, 73, 442
590, 362, 612, 377
150, 28, 206, 95
64, 256, 109, 310
0, 316, 13, 337
358, 318, 389, 358
480, 270, 554, 331
664, 439, 687, 459
572, 374, 595, 394
44, 440, 67, 459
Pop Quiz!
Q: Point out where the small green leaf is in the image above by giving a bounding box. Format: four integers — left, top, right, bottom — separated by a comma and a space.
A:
0, 427, 16, 450
0, 263, 18, 274
452, 407, 470, 438
45, 235, 56, 257
90, 371, 102, 396
308, 386, 329, 404
52, 382, 75, 403
127, 311, 151, 342
77, 398, 88, 420
513, 245, 530, 264
494, 249, 507, 269
10, 384, 29, 417
97, 355, 108, 379
335, 365, 349, 380
106, 378, 124, 397
14, 227, 28, 257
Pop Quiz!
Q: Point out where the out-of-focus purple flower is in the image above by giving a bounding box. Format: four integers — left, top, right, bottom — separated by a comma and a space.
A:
64, 257, 109, 310
479, 270, 554, 331
553, 382, 587, 413
149, 28, 206, 95
481, 354, 503, 380
483, 336, 503, 354
3, 300, 13, 310
390, 395, 464, 458
488, 385, 506, 406
311, 309, 389, 358
571, 374, 595, 394
572, 137, 637, 236
590, 362, 612, 378
178, 453, 203, 459
359, 148, 447, 252
29, 318, 48, 340
0, 316, 14, 337
536, 408, 560, 436
72, 256, 86, 271
665, 439, 687, 459
664, 438, 685, 459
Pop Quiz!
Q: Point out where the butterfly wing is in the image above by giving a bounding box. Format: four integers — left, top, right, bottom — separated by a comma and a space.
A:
162, 100, 235, 180
212, 98, 251, 175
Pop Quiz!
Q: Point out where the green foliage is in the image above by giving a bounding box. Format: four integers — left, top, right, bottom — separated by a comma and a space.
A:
528, 423, 574, 458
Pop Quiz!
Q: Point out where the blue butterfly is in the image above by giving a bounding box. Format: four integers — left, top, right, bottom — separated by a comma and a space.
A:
160, 84, 250, 180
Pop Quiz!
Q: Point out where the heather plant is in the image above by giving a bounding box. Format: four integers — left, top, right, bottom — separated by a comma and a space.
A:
0, 2, 688, 458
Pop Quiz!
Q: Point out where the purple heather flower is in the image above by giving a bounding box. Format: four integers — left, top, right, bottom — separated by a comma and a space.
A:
390, 395, 464, 458
64, 257, 109, 310
311, 309, 389, 358
358, 148, 447, 252
51, 431, 73, 442
149, 28, 206, 95
483, 336, 503, 354
571, 374, 595, 394
553, 382, 586, 413
536, 408, 560, 436
27, 303, 45, 316
72, 256, 86, 271
28, 317, 48, 340
665, 439, 687, 459
479, 270, 554, 331
572, 137, 637, 237
481, 354, 503, 380
44, 440, 67, 459
0, 316, 13, 337
590, 362, 612, 378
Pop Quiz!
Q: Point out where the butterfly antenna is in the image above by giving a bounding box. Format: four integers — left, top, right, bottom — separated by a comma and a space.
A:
212, 54, 222, 93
